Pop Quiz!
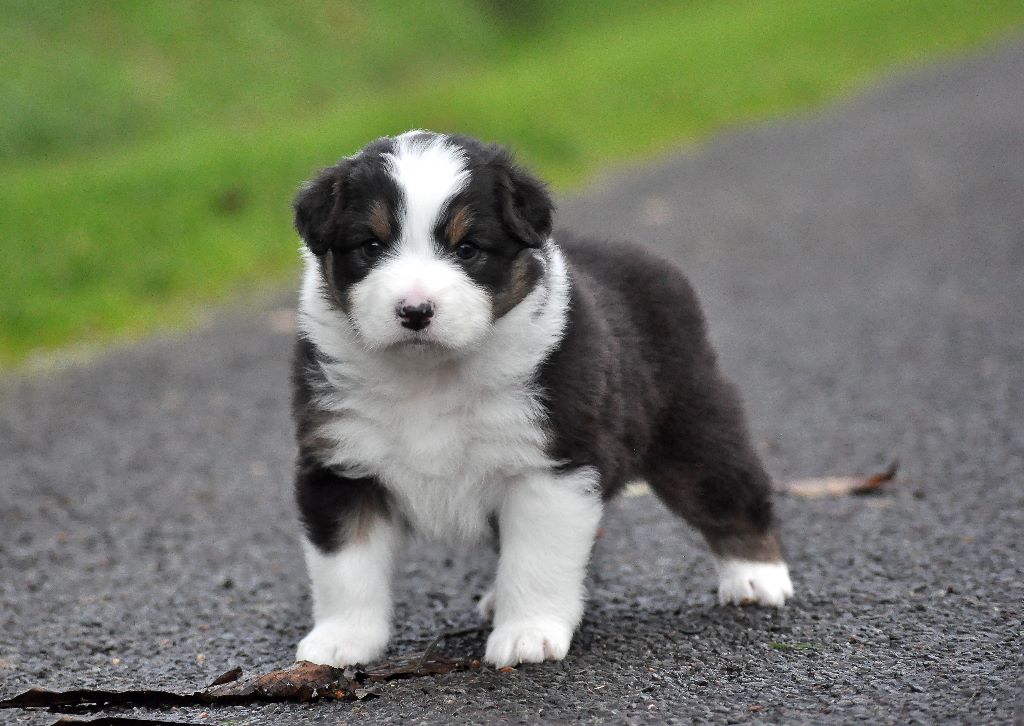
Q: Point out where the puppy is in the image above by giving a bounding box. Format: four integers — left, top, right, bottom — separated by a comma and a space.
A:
290, 131, 793, 669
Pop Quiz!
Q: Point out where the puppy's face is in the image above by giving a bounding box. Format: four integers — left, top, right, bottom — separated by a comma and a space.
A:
294, 132, 554, 353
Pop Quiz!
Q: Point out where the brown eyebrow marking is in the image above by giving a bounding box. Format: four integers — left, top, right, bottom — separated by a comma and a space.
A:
368, 200, 391, 240
446, 205, 474, 245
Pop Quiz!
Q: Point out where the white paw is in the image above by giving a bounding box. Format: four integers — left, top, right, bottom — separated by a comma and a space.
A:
717, 559, 794, 607
484, 619, 573, 668
295, 618, 389, 667
476, 588, 496, 621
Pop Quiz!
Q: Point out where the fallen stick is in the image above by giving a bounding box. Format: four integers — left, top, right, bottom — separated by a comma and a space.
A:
0, 653, 481, 713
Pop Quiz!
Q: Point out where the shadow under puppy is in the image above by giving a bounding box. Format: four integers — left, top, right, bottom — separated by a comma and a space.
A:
290, 130, 793, 669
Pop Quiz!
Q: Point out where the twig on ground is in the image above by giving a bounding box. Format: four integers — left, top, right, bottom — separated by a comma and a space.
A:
1, 638, 482, 715
414, 625, 487, 673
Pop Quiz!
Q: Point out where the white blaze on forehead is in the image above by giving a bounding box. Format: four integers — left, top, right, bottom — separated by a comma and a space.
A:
384, 132, 469, 255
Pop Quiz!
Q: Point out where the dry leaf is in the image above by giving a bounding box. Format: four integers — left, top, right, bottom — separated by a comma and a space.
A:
203, 661, 353, 702
775, 461, 899, 498
206, 666, 242, 687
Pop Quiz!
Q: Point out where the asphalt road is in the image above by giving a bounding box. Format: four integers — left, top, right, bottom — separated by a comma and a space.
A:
3, 40, 1023, 725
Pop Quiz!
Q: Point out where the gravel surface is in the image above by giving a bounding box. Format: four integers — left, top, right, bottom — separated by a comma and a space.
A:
2, 40, 1023, 725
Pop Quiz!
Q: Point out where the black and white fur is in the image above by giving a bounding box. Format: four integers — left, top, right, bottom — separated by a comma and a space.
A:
290, 131, 793, 669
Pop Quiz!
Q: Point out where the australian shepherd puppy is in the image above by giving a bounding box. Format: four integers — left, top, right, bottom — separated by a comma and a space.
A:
290, 131, 793, 669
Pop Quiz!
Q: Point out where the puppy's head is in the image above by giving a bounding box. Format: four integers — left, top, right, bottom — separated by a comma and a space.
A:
294, 131, 553, 353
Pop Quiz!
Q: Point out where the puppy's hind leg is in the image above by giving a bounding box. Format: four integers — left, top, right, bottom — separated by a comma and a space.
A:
645, 388, 793, 606
647, 458, 793, 606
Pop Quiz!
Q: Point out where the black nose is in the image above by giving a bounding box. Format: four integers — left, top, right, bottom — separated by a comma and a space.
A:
397, 301, 434, 331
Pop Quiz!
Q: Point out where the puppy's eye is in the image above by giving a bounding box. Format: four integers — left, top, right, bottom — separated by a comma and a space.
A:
454, 242, 478, 260
363, 240, 383, 259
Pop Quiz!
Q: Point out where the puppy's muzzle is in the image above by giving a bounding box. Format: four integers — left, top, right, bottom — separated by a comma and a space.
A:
397, 301, 434, 331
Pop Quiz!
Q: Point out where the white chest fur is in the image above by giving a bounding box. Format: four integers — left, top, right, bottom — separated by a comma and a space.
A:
314, 360, 552, 541
297, 244, 571, 543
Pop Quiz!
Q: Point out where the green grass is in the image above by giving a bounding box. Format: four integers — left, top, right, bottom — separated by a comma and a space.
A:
2, 0, 1022, 366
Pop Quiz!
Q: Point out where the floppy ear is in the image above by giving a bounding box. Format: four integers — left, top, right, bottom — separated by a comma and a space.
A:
498, 159, 554, 247
293, 161, 350, 255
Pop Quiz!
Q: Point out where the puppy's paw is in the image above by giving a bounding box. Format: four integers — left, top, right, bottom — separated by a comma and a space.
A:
296, 618, 389, 667
717, 559, 794, 607
484, 618, 573, 668
476, 588, 496, 621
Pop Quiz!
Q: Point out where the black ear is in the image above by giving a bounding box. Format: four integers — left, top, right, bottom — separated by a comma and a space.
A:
293, 161, 350, 255
498, 158, 554, 247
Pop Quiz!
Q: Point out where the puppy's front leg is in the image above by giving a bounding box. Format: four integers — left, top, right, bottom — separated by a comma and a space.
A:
295, 464, 399, 667
485, 468, 603, 668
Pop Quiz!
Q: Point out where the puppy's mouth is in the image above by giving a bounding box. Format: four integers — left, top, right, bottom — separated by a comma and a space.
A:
387, 332, 451, 352
397, 337, 435, 347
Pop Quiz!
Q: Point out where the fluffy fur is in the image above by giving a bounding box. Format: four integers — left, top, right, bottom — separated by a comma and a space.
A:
290, 130, 793, 669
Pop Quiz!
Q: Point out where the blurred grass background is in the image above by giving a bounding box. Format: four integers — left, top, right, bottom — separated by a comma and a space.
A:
2, 0, 1022, 367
